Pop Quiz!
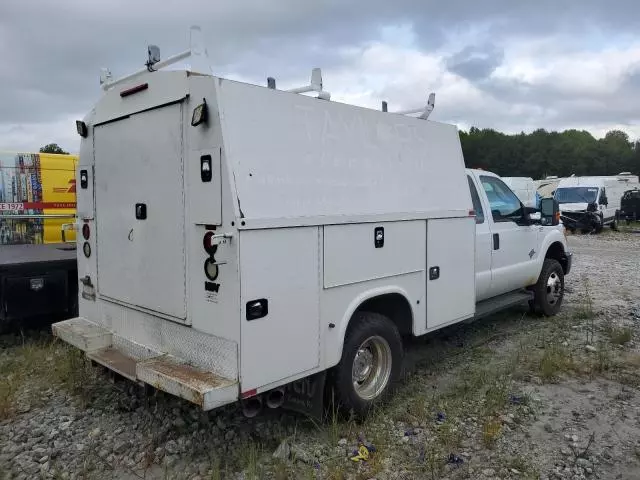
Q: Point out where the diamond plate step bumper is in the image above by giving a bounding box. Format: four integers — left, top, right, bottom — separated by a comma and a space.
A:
52, 317, 238, 410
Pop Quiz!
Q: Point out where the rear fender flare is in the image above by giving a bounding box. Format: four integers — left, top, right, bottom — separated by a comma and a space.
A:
328, 285, 414, 368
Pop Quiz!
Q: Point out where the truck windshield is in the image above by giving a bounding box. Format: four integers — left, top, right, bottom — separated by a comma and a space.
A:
555, 187, 599, 204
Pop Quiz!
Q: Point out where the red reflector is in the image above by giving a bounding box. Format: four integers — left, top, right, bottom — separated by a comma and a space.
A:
468, 209, 475, 217
82, 224, 90, 240
241, 389, 257, 399
120, 83, 149, 97
203, 231, 217, 254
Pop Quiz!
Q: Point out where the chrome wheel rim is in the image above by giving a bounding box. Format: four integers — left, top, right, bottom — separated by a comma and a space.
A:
545, 271, 563, 306
352, 335, 392, 401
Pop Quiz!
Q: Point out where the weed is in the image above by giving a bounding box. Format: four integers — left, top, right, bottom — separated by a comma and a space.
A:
0, 374, 18, 420
590, 341, 613, 374
209, 457, 222, 480
538, 344, 574, 382
435, 420, 463, 451
326, 462, 347, 480
606, 325, 633, 345
242, 441, 262, 480
506, 455, 540, 478
484, 379, 510, 416
482, 417, 502, 448
272, 459, 289, 480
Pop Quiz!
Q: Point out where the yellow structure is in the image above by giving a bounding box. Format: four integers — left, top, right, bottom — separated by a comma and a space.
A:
0, 151, 77, 244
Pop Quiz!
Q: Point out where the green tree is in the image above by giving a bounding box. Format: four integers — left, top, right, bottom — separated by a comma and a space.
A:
39, 143, 69, 155
459, 128, 637, 179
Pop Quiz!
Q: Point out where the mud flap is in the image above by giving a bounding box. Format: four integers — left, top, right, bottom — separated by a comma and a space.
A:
281, 371, 326, 421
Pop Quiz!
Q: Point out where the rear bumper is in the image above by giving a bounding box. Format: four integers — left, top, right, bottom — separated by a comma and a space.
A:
52, 317, 238, 410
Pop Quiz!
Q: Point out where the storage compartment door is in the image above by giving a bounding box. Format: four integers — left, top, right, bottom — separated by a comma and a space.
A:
426, 218, 475, 329
94, 103, 187, 321
240, 227, 320, 390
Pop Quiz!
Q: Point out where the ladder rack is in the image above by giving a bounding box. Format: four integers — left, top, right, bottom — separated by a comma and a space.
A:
98, 25, 435, 120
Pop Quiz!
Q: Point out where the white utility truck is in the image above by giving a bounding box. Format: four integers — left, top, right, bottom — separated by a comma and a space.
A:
555, 174, 640, 233
52, 31, 572, 418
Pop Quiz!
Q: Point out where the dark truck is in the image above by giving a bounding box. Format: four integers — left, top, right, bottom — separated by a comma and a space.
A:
620, 188, 640, 224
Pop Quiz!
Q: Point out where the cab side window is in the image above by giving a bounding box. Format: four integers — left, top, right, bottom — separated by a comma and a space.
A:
480, 175, 522, 222
467, 176, 485, 224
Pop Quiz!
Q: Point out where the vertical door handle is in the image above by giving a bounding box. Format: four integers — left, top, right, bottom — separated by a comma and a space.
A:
493, 233, 500, 250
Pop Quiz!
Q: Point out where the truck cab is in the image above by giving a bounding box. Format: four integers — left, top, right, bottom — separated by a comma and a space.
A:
467, 169, 571, 311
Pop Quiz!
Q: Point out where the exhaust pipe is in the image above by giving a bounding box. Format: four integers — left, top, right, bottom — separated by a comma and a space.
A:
266, 387, 286, 409
241, 395, 263, 418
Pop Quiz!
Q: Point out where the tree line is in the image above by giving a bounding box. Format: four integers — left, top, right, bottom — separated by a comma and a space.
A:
459, 128, 639, 179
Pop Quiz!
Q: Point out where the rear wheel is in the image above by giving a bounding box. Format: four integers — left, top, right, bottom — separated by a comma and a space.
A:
333, 312, 403, 416
532, 259, 565, 316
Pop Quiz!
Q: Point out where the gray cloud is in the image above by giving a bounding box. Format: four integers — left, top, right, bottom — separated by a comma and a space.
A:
446, 44, 504, 81
2, 0, 640, 149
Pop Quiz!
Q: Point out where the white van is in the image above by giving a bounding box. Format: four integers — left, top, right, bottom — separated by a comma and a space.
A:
555, 175, 640, 232
52, 30, 572, 417
502, 177, 537, 208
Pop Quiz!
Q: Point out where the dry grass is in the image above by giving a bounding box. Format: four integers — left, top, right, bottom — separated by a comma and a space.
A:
0, 336, 99, 419
537, 343, 575, 382
605, 325, 633, 345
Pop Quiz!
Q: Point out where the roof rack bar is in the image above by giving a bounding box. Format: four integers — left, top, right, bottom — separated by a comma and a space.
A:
391, 93, 436, 120
284, 68, 331, 100
101, 50, 192, 91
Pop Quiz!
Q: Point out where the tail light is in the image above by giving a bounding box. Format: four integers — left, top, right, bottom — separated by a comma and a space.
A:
203, 231, 217, 255
82, 224, 90, 240
83, 242, 91, 258
204, 258, 219, 281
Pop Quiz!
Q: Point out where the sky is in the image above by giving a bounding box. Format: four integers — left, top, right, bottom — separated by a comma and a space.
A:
1, 0, 640, 154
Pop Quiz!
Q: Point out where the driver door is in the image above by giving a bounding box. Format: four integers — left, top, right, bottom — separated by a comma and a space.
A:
479, 175, 540, 297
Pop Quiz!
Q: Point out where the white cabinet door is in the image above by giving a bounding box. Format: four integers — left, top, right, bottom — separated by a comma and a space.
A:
239, 227, 320, 390
426, 218, 476, 330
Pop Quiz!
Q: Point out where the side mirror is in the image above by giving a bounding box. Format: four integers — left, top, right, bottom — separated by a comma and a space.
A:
540, 197, 560, 226
522, 206, 541, 224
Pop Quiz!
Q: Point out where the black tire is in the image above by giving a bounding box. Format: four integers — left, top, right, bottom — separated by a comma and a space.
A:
533, 259, 565, 316
333, 311, 403, 417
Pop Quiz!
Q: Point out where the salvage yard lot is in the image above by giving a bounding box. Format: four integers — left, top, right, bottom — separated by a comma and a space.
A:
1, 230, 639, 480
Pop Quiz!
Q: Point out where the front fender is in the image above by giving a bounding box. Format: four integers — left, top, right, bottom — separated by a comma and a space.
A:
534, 227, 571, 278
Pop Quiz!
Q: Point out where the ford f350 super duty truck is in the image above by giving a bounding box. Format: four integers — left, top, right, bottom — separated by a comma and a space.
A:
52, 29, 572, 418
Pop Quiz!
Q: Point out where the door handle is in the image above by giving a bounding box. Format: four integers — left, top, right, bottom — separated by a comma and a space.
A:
493, 233, 500, 250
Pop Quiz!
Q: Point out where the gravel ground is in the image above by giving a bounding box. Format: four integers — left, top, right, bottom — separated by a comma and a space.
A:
1, 230, 639, 480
